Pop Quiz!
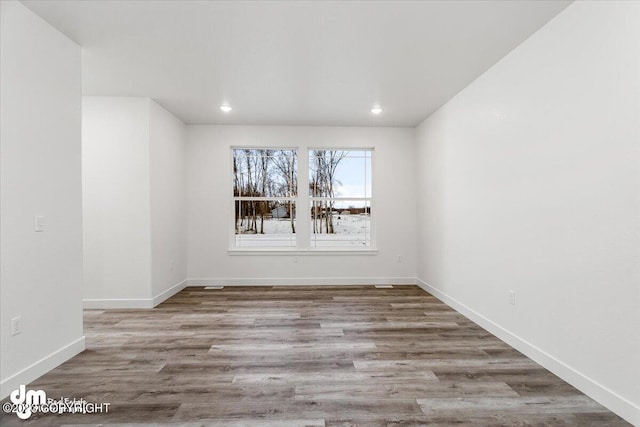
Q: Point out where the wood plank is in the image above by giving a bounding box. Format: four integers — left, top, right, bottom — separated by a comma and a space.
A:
294, 381, 519, 400
416, 395, 608, 415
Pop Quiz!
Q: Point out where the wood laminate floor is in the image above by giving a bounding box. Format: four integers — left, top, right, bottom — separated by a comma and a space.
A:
0, 286, 629, 426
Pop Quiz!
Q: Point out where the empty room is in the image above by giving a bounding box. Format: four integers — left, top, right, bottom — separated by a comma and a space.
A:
1, 0, 638, 425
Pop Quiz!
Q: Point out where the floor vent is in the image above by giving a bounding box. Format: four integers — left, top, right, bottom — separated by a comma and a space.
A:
374, 285, 394, 289
204, 286, 224, 290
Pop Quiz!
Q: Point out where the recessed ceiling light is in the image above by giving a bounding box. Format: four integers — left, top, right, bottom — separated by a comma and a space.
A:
371, 106, 383, 115
220, 105, 232, 113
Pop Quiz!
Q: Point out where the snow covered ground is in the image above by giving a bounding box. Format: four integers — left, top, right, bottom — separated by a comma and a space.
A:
235, 214, 371, 247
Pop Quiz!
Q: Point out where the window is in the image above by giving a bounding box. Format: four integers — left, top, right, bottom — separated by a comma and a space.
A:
231, 147, 373, 250
309, 150, 372, 247
233, 149, 297, 247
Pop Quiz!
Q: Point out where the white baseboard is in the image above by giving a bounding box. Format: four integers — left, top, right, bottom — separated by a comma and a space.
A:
83, 298, 153, 309
0, 336, 85, 400
83, 280, 188, 309
187, 277, 417, 286
415, 278, 639, 426
151, 279, 188, 306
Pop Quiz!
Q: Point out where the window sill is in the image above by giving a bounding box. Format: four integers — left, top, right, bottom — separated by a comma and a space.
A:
228, 248, 378, 256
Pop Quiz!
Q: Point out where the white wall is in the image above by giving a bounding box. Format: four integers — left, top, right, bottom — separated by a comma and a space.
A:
187, 125, 416, 284
149, 100, 187, 299
0, 1, 84, 398
82, 97, 187, 307
415, 1, 640, 423
83, 97, 152, 302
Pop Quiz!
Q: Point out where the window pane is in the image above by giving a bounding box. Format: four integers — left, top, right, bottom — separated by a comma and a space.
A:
235, 200, 296, 247
233, 149, 297, 197
309, 150, 371, 198
310, 200, 371, 247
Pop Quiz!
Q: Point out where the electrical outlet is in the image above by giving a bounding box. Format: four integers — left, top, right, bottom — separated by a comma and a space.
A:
11, 317, 21, 336
170, 259, 175, 271
34, 216, 45, 232
397, 255, 403, 263
509, 290, 516, 306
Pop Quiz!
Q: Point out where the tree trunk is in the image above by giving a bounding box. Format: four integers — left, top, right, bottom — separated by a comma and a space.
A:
290, 201, 295, 233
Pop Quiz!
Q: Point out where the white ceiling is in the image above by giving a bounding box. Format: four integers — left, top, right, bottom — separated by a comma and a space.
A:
23, 0, 571, 127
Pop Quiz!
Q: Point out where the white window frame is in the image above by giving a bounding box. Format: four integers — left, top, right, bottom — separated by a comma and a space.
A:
308, 148, 374, 249
229, 145, 377, 255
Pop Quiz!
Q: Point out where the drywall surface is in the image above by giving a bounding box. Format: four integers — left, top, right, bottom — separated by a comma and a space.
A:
415, 1, 639, 422
149, 100, 187, 298
186, 125, 417, 284
83, 97, 187, 306
82, 97, 152, 300
0, 0, 84, 398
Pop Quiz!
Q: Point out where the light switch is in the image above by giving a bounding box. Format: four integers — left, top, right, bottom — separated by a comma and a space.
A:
11, 317, 21, 336
34, 216, 45, 232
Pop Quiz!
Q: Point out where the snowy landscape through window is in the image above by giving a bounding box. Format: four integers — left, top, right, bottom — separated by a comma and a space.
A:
310, 150, 372, 247
232, 148, 373, 249
233, 149, 297, 247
